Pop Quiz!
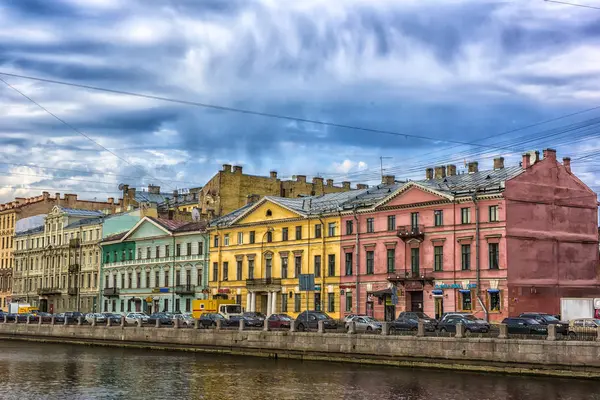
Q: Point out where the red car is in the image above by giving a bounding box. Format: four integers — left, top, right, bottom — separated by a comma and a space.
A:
268, 314, 292, 329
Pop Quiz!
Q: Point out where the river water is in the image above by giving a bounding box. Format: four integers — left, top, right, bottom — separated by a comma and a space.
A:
0, 341, 598, 400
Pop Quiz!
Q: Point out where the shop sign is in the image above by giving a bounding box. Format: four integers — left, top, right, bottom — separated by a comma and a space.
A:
435, 283, 477, 289
340, 284, 356, 289
404, 281, 423, 291
217, 288, 230, 294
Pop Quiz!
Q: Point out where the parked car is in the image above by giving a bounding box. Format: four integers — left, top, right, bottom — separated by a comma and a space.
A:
567, 318, 600, 339
37, 312, 53, 323
439, 312, 471, 324
198, 313, 225, 328
63, 312, 85, 323
397, 311, 438, 327
501, 317, 548, 335
224, 315, 256, 328
53, 313, 66, 323
267, 314, 292, 329
345, 315, 382, 333
101, 313, 123, 324
437, 315, 490, 333
147, 313, 173, 326
173, 313, 194, 327
242, 312, 266, 322
238, 313, 263, 327
125, 312, 149, 325
343, 314, 359, 322
519, 313, 568, 335
85, 313, 106, 324
389, 316, 436, 333
295, 311, 337, 332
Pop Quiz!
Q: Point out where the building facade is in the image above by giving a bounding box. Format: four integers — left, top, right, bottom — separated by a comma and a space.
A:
208, 195, 345, 319
100, 217, 209, 314
12, 206, 107, 313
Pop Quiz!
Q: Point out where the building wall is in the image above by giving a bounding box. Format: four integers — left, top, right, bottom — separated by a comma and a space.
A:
505, 150, 599, 316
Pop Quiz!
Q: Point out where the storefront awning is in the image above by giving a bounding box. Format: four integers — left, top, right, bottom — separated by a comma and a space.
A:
432, 289, 443, 295
487, 289, 500, 293
458, 289, 471, 294
371, 288, 392, 297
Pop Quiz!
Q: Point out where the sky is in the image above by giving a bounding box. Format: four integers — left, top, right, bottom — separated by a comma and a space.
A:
1, 0, 600, 203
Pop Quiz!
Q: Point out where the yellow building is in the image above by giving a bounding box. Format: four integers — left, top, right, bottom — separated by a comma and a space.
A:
208, 195, 347, 319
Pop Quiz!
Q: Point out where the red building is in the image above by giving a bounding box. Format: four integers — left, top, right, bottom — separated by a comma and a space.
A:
339, 149, 598, 322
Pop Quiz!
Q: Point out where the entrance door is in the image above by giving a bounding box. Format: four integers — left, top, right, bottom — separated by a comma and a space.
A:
410, 291, 423, 312
366, 301, 374, 317
40, 299, 48, 313
384, 303, 396, 321
260, 294, 268, 314
434, 297, 444, 320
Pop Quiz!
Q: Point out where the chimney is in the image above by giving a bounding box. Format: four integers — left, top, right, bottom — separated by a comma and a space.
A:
342, 181, 351, 189
232, 165, 243, 174
246, 194, 260, 205
447, 164, 457, 176
42, 192, 49, 200
467, 162, 479, 174
426, 168, 434, 180
65, 194, 77, 205
357, 184, 369, 189
296, 175, 306, 183
55, 193, 61, 201
493, 157, 505, 170
563, 157, 571, 173
312, 177, 324, 186
148, 185, 161, 194
434, 166, 446, 179
222, 164, 232, 173
382, 175, 395, 185
107, 197, 114, 204
326, 179, 334, 186
173, 190, 179, 199
270, 171, 278, 179
534, 151, 540, 164
522, 153, 531, 169
543, 148, 557, 161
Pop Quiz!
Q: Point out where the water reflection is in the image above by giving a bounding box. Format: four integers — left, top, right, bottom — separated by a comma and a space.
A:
0, 341, 597, 400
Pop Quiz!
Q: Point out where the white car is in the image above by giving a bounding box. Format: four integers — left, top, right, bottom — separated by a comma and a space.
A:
173, 313, 194, 327
85, 313, 106, 324
125, 312, 149, 325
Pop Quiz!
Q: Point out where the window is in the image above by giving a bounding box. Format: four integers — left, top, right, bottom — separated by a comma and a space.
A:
489, 205, 499, 222
461, 244, 471, 270
249, 231, 255, 244
294, 294, 301, 312
236, 260, 243, 280
366, 251, 374, 274
187, 242, 192, 255
237, 232, 244, 244
164, 299, 169, 312
266, 231, 272, 243
212, 262, 218, 282
223, 262, 228, 281
345, 291, 352, 312
224, 234, 230, 246
248, 259, 254, 280
186, 299, 191, 313
410, 248, 419, 274
165, 245, 170, 257
137, 248, 142, 260
294, 255, 302, 277
314, 293, 321, 311
461, 291, 472, 311
105, 253, 110, 263
146, 271, 150, 288
410, 212, 419, 229
346, 220, 353, 235
489, 243, 499, 269
155, 271, 160, 287
314, 255, 321, 278
282, 228, 288, 241
265, 257, 272, 279
314, 224, 322, 239
328, 254, 336, 276
197, 242, 203, 255
345, 252, 353, 276
328, 222, 336, 237
128, 249, 133, 261
434, 246, 443, 271
281, 256, 288, 279
295, 226, 302, 240
154, 246, 159, 258
461, 208, 471, 224
327, 293, 335, 312
213, 235, 219, 248
386, 249, 395, 273
173, 244, 179, 257
121, 273, 125, 288
434, 210, 443, 226
146, 247, 151, 259
489, 291, 501, 312
281, 293, 288, 312
387, 215, 396, 231
164, 271, 169, 287
136, 272, 141, 289
366, 218, 374, 233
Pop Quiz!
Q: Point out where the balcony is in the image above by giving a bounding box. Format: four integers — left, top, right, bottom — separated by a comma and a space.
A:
69, 238, 81, 248
174, 285, 196, 295
37, 287, 62, 296
68, 264, 80, 273
397, 225, 425, 241
103, 287, 119, 297
246, 278, 282, 290
68, 287, 78, 296
104, 254, 204, 268
387, 268, 434, 285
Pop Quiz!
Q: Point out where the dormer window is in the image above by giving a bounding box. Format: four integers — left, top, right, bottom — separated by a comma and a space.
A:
266, 209, 272, 217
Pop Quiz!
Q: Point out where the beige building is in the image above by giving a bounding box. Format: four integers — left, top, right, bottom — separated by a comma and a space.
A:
13, 206, 106, 313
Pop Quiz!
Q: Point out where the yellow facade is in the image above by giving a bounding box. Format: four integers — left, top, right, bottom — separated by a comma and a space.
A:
0, 210, 16, 310
208, 198, 343, 319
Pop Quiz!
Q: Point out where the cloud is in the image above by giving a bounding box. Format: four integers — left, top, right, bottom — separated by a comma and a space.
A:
0, 0, 599, 203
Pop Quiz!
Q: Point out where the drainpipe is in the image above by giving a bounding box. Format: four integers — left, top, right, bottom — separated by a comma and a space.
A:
317, 215, 326, 312
352, 208, 360, 313
172, 235, 175, 313
472, 192, 488, 322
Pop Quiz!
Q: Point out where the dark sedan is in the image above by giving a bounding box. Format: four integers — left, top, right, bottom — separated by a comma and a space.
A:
267, 314, 292, 329
224, 315, 262, 328
101, 313, 123, 324
389, 316, 436, 334
502, 317, 548, 335
519, 313, 568, 335
198, 313, 225, 328
147, 313, 174, 326
397, 312, 438, 327
438, 315, 490, 333
295, 311, 337, 331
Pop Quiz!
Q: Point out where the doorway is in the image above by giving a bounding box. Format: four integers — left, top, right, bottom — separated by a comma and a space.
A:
40, 299, 48, 313
366, 301, 374, 317
410, 291, 423, 312
260, 294, 268, 314
434, 297, 444, 320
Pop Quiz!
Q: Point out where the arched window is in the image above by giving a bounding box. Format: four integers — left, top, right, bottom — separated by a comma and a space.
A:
266, 209, 272, 217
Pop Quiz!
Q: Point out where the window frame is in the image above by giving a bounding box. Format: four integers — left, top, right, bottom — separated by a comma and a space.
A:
366, 251, 374, 275
434, 245, 443, 271
461, 244, 471, 270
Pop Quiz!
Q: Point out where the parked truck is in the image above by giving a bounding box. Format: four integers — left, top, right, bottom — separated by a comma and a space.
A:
560, 298, 600, 321
8, 302, 39, 314
191, 299, 243, 319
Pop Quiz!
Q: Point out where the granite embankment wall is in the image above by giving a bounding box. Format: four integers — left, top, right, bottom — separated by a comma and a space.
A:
1, 323, 599, 379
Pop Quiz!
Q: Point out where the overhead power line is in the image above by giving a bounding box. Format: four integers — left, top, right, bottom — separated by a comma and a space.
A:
544, 0, 600, 10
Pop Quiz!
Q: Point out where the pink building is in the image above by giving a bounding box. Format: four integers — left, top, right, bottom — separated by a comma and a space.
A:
339, 149, 598, 322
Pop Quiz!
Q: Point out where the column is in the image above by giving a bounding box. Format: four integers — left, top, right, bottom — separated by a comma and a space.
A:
271, 291, 277, 315
246, 292, 251, 312
250, 292, 256, 312
266, 291, 272, 316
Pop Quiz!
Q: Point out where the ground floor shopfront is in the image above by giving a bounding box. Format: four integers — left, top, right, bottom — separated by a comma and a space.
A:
35, 293, 98, 314
102, 289, 207, 314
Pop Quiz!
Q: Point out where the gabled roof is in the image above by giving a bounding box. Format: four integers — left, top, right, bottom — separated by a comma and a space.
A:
15, 225, 44, 237
60, 208, 105, 218
118, 216, 206, 242
418, 166, 523, 194
375, 181, 453, 208
101, 231, 128, 243
64, 216, 104, 229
